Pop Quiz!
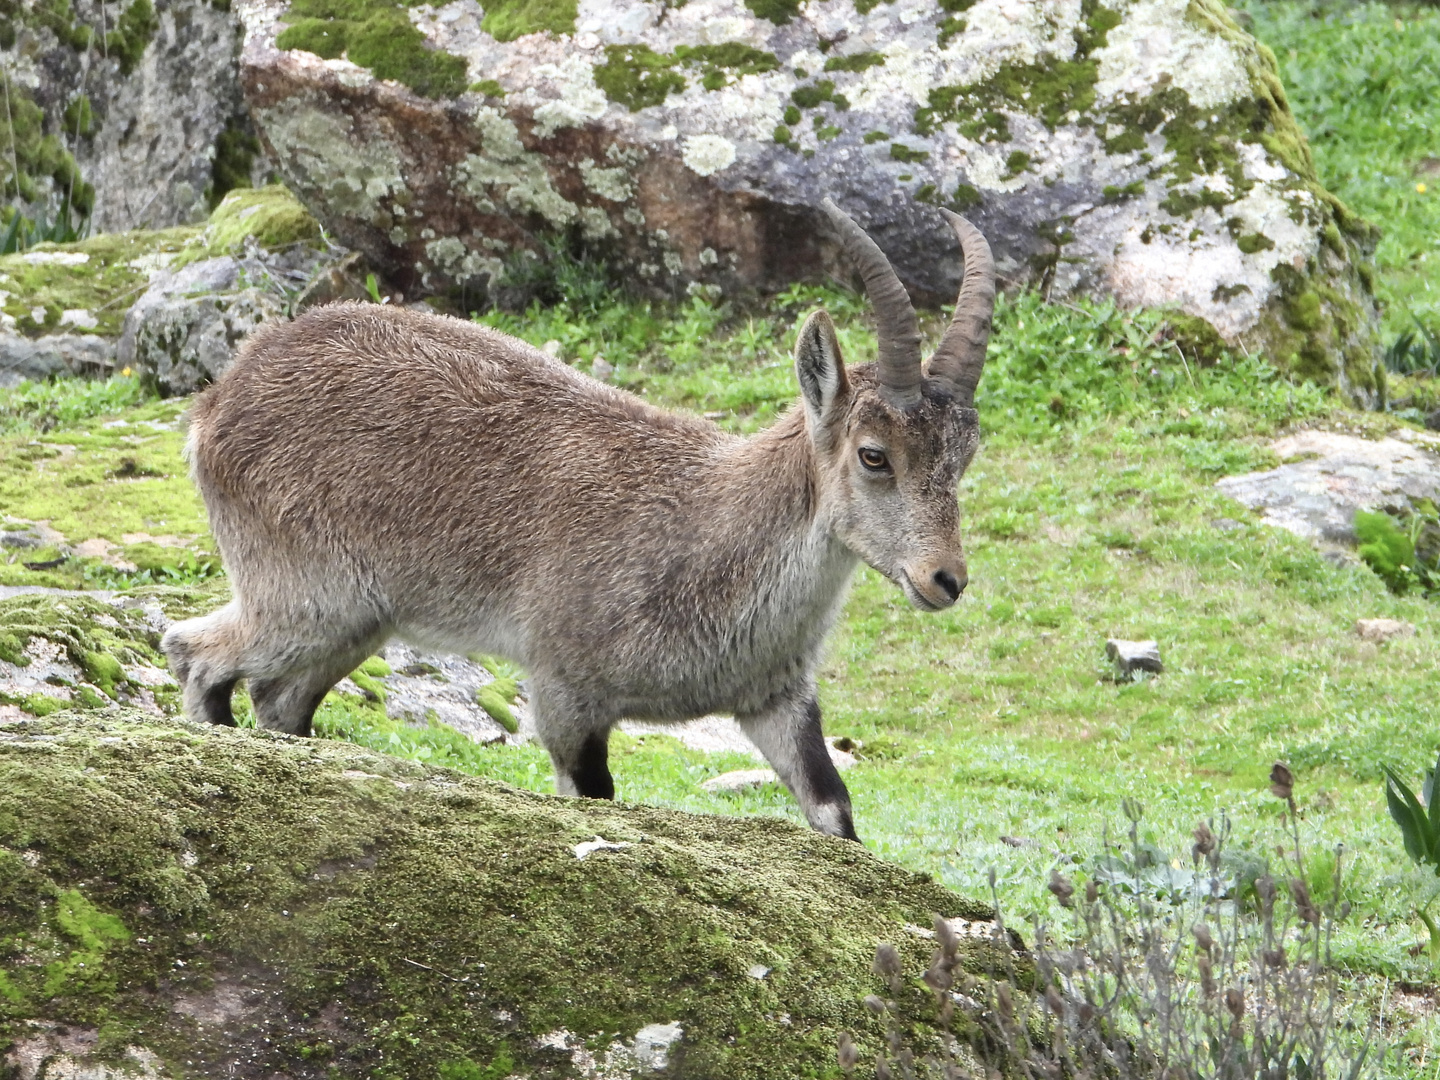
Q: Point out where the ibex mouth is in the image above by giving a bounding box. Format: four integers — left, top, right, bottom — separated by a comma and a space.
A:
898, 570, 949, 612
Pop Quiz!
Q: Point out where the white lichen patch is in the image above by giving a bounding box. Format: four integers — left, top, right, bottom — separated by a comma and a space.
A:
537, 1022, 683, 1078
1105, 179, 1320, 339
1093, 0, 1249, 110
680, 134, 736, 177
456, 108, 580, 227
20, 251, 90, 266
529, 54, 611, 137
256, 100, 409, 224
59, 309, 98, 330
424, 236, 504, 284
579, 159, 634, 202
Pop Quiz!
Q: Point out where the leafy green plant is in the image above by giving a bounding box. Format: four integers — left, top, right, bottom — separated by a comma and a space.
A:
1355, 508, 1440, 596
1382, 753, 1440, 963
1384, 316, 1440, 378
0, 374, 147, 435
1, 202, 90, 255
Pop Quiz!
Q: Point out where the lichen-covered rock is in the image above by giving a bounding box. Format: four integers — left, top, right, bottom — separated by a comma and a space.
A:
116, 255, 289, 396
0, 710, 1020, 1078
0, 0, 274, 232
237, 0, 1381, 397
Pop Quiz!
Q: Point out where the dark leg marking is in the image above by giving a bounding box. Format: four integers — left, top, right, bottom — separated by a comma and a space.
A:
199, 678, 239, 728
571, 732, 615, 800
796, 697, 859, 842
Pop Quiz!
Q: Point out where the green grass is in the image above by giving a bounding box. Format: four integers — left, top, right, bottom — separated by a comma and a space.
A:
1240, 0, 1440, 334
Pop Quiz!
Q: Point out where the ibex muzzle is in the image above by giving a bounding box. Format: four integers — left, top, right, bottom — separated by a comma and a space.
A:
162, 201, 995, 841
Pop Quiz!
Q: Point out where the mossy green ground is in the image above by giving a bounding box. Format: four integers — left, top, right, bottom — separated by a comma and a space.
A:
0, 186, 320, 339
0, 710, 1009, 1077
2, 282, 1438, 1065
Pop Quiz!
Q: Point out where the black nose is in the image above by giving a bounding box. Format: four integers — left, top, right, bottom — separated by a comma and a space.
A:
933, 569, 963, 602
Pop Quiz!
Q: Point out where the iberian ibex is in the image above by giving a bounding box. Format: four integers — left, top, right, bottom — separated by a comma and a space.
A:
162, 200, 995, 841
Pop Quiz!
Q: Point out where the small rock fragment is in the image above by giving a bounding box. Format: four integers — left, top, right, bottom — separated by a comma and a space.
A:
1355, 618, 1415, 643
1106, 639, 1163, 678
701, 768, 779, 793
572, 836, 631, 860
590, 355, 614, 382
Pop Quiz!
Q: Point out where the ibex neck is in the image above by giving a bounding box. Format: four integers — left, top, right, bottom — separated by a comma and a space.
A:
708, 409, 857, 635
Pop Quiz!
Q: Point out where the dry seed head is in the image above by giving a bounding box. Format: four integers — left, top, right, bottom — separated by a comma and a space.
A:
1269, 761, 1295, 801
876, 1055, 894, 1080
1078, 1002, 1096, 1026
1044, 984, 1065, 1016
838, 1032, 859, 1073
1289, 878, 1321, 924
1192, 822, 1216, 861
1198, 954, 1217, 998
1048, 870, 1075, 908
1224, 986, 1245, 1023
864, 994, 887, 1015
1256, 874, 1276, 914
1085, 879, 1099, 905
874, 943, 902, 978
996, 982, 1014, 1020
923, 963, 954, 994
1263, 946, 1287, 971
1191, 922, 1214, 953
934, 912, 959, 957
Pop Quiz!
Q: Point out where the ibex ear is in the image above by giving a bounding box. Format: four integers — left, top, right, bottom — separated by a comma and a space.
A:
795, 310, 848, 437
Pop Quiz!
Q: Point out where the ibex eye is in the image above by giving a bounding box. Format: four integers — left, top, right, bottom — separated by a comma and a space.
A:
858, 447, 889, 471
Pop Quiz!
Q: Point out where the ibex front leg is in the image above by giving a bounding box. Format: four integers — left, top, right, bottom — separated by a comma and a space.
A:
739, 690, 858, 841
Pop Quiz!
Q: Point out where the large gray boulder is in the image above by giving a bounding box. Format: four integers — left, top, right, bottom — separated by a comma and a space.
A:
1, 0, 267, 231
237, 0, 1381, 398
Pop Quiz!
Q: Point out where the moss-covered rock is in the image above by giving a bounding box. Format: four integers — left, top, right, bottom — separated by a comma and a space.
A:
242, 0, 1379, 398
0, 186, 334, 387
0, 710, 1017, 1078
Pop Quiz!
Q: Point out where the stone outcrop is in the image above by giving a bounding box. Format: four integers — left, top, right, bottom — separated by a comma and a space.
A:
0, 710, 1019, 1078
1217, 428, 1440, 546
236, 0, 1381, 397
0, 332, 115, 387
0, 186, 360, 391
0, 0, 269, 232
118, 252, 294, 395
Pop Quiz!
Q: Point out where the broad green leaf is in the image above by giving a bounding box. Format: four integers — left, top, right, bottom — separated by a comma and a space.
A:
1383, 765, 1436, 869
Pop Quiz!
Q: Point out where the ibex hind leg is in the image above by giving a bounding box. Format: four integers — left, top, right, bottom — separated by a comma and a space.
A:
531, 684, 615, 800
247, 632, 388, 737
162, 601, 248, 727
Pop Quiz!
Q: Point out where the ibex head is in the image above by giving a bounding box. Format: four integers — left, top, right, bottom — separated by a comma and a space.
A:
797, 200, 995, 611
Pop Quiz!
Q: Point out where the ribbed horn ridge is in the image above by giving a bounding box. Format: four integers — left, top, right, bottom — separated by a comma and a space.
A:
821, 198, 923, 409
928, 208, 995, 408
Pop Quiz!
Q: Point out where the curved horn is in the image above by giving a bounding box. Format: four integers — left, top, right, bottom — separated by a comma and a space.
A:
821, 198, 923, 409
927, 208, 995, 408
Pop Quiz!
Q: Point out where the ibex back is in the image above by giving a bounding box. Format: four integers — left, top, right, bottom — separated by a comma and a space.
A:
162, 200, 996, 841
